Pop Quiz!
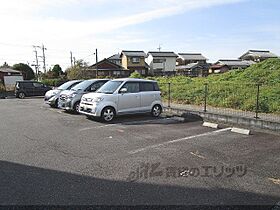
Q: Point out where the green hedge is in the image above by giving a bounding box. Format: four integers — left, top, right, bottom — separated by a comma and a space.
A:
41, 79, 68, 87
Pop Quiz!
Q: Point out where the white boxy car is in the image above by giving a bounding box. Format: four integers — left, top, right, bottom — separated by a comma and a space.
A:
79, 78, 163, 122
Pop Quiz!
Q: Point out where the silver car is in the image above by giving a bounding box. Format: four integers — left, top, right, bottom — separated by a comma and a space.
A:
44, 80, 82, 108
58, 79, 109, 113
79, 78, 163, 122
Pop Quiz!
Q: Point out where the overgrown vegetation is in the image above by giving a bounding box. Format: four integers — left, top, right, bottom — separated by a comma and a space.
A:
130, 71, 144, 79
154, 58, 280, 113
41, 78, 68, 87
0, 82, 5, 93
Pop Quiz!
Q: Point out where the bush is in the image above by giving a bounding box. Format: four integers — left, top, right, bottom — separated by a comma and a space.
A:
41, 79, 68, 87
130, 71, 143, 79
0, 82, 5, 93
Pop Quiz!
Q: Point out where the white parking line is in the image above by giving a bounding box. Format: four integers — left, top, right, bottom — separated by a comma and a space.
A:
79, 124, 119, 131
190, 151, 206, 159
128, 127, 232, 155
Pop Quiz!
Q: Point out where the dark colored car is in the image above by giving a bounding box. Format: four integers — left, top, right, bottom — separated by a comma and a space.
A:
15, 81, 52, 99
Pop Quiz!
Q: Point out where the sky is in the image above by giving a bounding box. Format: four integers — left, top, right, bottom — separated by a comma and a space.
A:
0, 0, 279, 71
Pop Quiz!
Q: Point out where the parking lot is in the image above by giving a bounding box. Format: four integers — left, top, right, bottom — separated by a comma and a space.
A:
0, 98, 280, 206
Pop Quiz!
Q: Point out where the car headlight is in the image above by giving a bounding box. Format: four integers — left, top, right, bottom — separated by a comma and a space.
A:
93, 97, 104, 103
68, 93, 77, 99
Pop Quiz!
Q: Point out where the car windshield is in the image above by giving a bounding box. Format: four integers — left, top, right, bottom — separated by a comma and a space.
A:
58, 81, 79, 90
96, 81, 123, 94
71, 80, 93, 91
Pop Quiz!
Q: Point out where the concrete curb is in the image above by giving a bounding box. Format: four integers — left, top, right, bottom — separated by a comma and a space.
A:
231, 127, 251, 135
203, 122, 219, 129
164, 107, 280, 132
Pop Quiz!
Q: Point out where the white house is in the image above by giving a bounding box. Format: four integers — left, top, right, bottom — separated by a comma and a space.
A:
146, 51, 178, 75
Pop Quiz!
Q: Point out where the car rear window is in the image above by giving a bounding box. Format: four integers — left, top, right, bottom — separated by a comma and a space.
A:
153, 82, 160, 91
140, 82, 160, 92
140, 82, 154, 92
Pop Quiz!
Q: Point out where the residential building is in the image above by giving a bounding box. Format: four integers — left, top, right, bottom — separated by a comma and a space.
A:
209, 59, 255, 75
176, 53, 208, 65
239, 50, 278, 62
0, 68, 22, 82
176, 53, 209, 77
215, 59, 255, 70
86, 58, 131, 78
208, 64, 230, 74
146, 51, 178, 76
120, 50, 148, 75
176, 63, 210, 77
107, 54, 122, 66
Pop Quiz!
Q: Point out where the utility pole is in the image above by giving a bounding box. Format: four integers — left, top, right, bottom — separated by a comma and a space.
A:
41, 44, 47, 73
32, 45, 40, 81
70, 51, 73, 67
95, 48, 98, 78
73, 57, 76, 65
157, 44, 162, 52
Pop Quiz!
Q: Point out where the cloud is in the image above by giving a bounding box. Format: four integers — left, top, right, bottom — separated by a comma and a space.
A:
0, 0, 245, 68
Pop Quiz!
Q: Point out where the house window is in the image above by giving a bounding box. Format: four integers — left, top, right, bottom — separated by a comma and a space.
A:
131, 57, 140, 63
153, 59, 166, 63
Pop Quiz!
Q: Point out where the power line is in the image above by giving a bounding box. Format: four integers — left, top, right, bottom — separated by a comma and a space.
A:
0, 42, 32, 48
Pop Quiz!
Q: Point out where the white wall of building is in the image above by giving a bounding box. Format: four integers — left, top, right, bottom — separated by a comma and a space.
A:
147, 54, 177, 73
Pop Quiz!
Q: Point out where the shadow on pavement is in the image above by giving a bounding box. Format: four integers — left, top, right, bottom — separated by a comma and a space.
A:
0, 160, 278, 207
85, 112, 203, 125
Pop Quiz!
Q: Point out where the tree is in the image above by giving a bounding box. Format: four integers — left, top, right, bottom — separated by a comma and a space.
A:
51, 64, 63, 78
66, 59, 89, 80
13, 63, 35, 80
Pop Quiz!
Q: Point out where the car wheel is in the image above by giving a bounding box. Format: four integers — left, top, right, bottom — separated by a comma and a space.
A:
50, 100, 58, 108
101, 107, 115, 122
151, 104, 162, 117
54, 99, 59, 108
18, 92, 25, 99
73, 101, 80, 114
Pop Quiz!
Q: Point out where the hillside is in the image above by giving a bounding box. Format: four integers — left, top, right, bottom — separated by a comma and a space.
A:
207, 58, 280, 85
154, 58, 280, 113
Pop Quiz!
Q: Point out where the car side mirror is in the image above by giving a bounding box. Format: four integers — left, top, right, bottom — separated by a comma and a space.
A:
120, 88, 127, 94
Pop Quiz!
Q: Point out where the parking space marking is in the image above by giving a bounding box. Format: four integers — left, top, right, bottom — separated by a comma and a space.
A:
120, 117, 173, 125
79, 124, 119, 131
268, 178, 280, 185
128, 127, 232, 155
190, 151, 206, 159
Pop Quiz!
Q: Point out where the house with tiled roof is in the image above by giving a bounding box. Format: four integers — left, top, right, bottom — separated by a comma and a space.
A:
239, 50, 278, 62
176, 53, 208, 66
146, 51, 178, 75
176, 53, 209, 77
209, 59, 255, 74
176, 63, 211, 77
120, 50, 148, 75
87, 58, 130, 78
107, 54, 122, 66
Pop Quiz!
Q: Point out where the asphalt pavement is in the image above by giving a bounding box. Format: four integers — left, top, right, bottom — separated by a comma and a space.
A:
0, 98, 280, 207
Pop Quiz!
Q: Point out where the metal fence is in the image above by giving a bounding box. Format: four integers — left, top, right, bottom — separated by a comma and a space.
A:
159, 82, 280, 123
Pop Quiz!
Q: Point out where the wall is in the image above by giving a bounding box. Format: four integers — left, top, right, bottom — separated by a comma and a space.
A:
147, 55, 177, 73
